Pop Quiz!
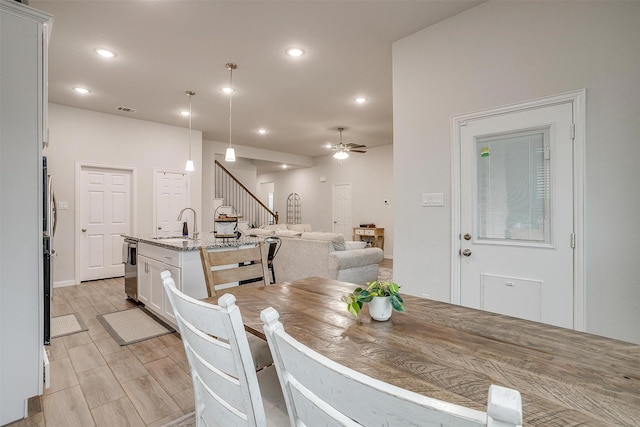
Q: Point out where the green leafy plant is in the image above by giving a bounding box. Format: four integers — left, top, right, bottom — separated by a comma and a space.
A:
341, 280, 406, 317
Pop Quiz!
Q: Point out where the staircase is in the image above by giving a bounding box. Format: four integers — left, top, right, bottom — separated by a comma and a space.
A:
214, 160, 278, 228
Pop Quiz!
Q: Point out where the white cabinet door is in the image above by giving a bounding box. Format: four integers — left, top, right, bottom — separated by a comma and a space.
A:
161, 264, 180, 324
137, 255, 151, 305
139, 253, 180, 326
147, 258, 165, 314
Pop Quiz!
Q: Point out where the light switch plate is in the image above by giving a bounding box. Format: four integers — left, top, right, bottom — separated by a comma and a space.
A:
58, 201, 69, 210
421, 193, 444, 207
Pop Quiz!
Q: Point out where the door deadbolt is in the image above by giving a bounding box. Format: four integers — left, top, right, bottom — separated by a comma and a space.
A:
461, 248, 472, 257
463, 233, 472, 240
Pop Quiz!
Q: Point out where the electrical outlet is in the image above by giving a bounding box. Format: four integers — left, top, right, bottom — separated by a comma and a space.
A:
58, 201, 69, 210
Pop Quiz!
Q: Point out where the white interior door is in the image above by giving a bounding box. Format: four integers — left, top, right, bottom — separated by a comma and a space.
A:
155, 171, 189, 237
79, 166, 132, 281
332, 183, 352, 236
259, 182, 274, 211
458, 102, 575, 329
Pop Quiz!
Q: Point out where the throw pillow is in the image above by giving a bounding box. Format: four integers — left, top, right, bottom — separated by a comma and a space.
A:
263, 224, 288, 231
287, 223, 312, 232
344, 241, 367, 250
248, 228, 275, 237
301, 232, 346, 251
275, 230, 302, 238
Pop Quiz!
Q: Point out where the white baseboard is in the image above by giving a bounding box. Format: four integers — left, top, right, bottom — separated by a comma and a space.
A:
53, 280, 77, 288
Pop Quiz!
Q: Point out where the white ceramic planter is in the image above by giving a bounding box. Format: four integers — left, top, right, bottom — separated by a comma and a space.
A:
369, 296, 392, 321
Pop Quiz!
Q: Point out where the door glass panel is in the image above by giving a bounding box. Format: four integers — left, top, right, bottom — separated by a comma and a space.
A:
475, 128, 550, 244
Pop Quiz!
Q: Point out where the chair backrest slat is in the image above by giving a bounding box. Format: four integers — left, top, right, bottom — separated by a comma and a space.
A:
212, 263, 267, 287
200, 243, 270, 297
261, 307, 523, 427
161, 271, 268, 427
176, 311, 240, 383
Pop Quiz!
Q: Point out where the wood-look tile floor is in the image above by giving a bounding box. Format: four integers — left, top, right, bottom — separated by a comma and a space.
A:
8, 260, 393, 427
7, 277, 193, 427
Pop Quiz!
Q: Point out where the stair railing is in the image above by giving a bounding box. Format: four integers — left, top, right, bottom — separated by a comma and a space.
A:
214, 160, 279, 227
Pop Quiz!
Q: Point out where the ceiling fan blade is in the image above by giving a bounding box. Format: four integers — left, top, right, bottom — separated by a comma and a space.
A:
345, 143, 366, 149
350, 150, 367, 153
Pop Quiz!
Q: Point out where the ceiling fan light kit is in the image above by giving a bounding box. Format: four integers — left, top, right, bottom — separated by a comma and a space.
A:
330, 127, 367, 160
333, 150, 349, 160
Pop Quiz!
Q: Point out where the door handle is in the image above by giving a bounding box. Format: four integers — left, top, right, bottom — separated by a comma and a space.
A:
461, 248, 472, 257
158, 226, 162, 230
82, 228, 87, 232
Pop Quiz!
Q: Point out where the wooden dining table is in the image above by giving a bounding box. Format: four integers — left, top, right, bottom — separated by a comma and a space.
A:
203, 277, 640, 426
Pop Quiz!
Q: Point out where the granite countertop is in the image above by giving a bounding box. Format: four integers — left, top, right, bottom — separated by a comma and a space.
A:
122, 234, 260, 251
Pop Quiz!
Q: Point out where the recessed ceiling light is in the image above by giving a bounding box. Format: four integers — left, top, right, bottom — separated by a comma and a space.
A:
282, 164, 288, 169
73, 87, 91, 94
286, 47, 305, 57
325, 143, 333, 149
221, 87, 235, 94
180, 111, 191, 117
257, 128, 267, 135
354, 96, 368, 104
94, 48, 116, 58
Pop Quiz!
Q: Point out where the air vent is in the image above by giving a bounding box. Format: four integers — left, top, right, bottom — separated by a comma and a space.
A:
116, 106, 137, 113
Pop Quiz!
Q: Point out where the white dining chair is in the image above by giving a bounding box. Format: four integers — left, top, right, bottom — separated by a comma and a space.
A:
160, 271, 289, 427
261, 306, 523, 427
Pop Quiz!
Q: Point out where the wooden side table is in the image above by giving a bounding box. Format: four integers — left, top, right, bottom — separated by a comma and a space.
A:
352, 227, 384, 251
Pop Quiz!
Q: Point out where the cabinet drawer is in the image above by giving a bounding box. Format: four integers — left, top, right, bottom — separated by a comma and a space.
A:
138, 243, 181, 267
355, 229, 365, 236
364, 229, 375, 236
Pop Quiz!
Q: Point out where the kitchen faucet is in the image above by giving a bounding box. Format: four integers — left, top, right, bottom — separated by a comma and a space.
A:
177, 208, 198, 239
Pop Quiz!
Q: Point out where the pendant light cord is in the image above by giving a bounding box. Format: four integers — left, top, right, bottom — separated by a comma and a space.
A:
227, 64, 235, 149
188, 93, 193, 158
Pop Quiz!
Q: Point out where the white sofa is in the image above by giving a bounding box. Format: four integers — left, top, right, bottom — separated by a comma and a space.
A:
270, 232, 384, 285
245, 223, 312, 238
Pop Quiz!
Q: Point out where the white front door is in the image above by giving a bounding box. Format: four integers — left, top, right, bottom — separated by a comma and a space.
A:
458, 101, 575, 329
79, 166, 132, 281
332, 183, 352, 237
155, 171, 189, 237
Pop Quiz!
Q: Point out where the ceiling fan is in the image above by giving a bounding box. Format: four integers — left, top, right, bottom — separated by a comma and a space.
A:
328, 127, 367, 159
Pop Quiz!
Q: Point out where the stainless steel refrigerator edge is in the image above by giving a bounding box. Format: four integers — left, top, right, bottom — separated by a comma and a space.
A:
43, 156, 56, 345
123, 238, 138, 301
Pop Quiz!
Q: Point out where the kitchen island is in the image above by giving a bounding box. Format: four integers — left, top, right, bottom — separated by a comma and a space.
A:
122, 234, 259, 327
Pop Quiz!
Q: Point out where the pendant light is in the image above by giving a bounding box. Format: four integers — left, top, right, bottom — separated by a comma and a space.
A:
225, 63, 237, 162
184, 90, 196, 172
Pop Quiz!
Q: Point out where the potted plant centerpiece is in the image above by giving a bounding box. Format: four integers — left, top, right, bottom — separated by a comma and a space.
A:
342, 280, 406, 321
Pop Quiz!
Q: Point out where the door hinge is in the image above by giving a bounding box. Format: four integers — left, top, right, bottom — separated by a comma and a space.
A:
570, 232, 576, 248
570, 123, 576, 140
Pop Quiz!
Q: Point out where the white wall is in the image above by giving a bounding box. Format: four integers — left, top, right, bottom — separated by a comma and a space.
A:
393, 1, 640, 343
46, 104, 202, 285
258, 144, 394, 258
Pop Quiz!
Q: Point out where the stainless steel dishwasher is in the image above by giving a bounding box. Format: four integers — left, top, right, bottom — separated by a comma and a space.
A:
123, 238, 138, 301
